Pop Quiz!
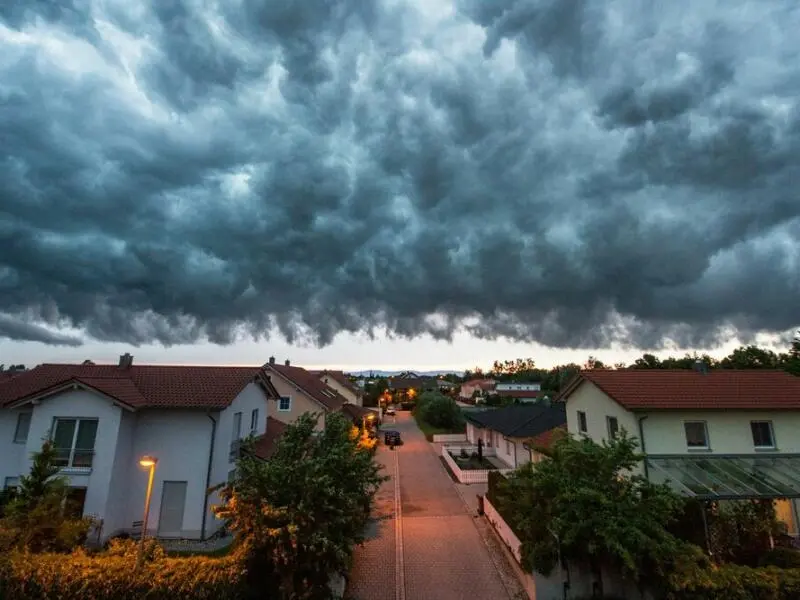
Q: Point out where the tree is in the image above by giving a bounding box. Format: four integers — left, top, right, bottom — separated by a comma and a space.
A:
215, 412, 385, 599
496, 432, 685, 595
719, 345, 781, 369
416, 391, 464, 429
0, 439, 92, 553
784, 331, 800, 376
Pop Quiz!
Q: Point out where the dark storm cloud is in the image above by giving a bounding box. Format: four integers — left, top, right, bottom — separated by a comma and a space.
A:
0, 314, 83, 347
1, 0, 799, 350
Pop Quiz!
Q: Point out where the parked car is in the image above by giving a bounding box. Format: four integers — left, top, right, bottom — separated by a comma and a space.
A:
385, 407, 396, 416
383, 430, 403, 445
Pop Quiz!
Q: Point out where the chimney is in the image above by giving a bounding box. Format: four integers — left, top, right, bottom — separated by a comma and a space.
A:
118, 353, 133, 369
284, 359, 291, 367
268, 356, 275, 365
693, 358, 707, 374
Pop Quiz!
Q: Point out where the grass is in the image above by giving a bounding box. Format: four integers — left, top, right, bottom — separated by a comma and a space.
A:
413, 411, 466, 441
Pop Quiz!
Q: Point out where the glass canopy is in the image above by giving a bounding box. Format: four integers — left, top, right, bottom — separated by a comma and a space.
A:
646, 454, 800, 500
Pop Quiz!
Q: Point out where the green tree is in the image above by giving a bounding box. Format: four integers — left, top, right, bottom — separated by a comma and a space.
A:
0, 439, 92, 553
784, 331, 800, 376
496, 432, 685, 595
719, 345, 781, 369
416, 392, 464, 429
215, 412, 385, 599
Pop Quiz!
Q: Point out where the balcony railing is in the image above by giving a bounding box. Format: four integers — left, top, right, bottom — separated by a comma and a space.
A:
53, 447, 95, 469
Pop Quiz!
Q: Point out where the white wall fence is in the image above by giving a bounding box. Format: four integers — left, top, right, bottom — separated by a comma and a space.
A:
431, 433, 467, 443
484, 495, 523, 563
440, 445, 512, 484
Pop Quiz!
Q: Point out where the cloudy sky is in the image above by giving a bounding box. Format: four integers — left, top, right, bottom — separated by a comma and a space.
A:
1, 0, 799, 371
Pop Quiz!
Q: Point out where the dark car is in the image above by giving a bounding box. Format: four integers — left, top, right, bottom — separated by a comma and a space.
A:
383, 430, 403, 445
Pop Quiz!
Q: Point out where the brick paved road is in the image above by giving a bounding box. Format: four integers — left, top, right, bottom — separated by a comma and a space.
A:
347, 413, 515, 600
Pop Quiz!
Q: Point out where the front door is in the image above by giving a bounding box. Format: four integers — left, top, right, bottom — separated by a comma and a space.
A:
157, 481, 187, 538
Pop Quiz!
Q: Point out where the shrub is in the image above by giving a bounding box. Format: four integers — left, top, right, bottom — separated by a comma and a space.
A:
0, 546, 245, 599
664, 563, 800, 600
417, 394, 464, 430
760, 547, 800, 569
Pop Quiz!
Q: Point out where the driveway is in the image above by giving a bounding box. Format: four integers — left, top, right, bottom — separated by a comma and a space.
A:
347, 412, 522, 600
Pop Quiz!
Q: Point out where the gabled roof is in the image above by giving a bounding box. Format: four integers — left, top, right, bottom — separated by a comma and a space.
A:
340, 403, 378, 423
465, 403, 566, 438
312, 370, 362, 395
268, 364, 346, 411
389, 377, 429, 390
252, 417, 289, 460
560, 369, 800, 411
524, 424, 567, 452
0, 363, 279, 410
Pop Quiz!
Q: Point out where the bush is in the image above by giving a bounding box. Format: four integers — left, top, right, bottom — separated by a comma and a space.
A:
0, 543, 245, 599
760, 547, 800, 569
665, 562, 800, 600
417, 394, 464, 430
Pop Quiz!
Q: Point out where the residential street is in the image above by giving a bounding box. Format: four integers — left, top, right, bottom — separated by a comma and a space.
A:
347, 413, 520, 600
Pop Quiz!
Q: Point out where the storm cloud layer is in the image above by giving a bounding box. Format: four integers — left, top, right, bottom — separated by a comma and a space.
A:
1, 0, 799, 350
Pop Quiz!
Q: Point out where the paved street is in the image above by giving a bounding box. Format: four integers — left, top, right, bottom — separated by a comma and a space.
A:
347, 413, 519, 600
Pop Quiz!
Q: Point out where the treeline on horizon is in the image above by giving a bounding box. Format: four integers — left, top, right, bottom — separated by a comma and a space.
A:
458, 337, 800, 395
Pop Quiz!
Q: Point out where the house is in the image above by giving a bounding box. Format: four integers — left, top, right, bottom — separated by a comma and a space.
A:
312, 370, 363, 406
495, 381, 541, 393
558, 368, 800, 537
263, 358, 346, 430
464, 403, 567, 469
251, 417, 289, 461
388, 372, 435, 398
0, 354, 280, 541
459, 379, 496, 400
340, 403, 380, 428
492, 389, 545, 403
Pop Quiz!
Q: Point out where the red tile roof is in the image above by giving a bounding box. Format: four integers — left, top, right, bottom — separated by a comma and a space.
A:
0, 363, 279, 410
563, 369, 800, 410
340, 403, 378, 423
0, 371, 23, 382
312, 370, 361, 395
252, 417, 288, 460
527, 424, 567, 451
268, 364, 346, 411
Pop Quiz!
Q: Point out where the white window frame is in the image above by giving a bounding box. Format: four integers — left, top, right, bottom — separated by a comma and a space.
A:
51, 417, 99, 469
606, 416, 619, 439
13, 412, 31, 444
232, 412, 242, 440
750, 420, 776, 449
250, 409, 259, 435
577, 411, 588, 434
684, 420, 710, 450
278, 396, 292, 412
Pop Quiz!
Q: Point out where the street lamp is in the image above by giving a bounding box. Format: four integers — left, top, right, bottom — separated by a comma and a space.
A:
136, 455, 158, 571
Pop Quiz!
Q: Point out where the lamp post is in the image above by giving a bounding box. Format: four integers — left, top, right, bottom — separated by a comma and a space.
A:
136, 455, 158, 571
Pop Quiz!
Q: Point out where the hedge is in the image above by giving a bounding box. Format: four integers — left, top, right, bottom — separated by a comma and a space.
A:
666, 564, 800, 600
0, 545, 245, 599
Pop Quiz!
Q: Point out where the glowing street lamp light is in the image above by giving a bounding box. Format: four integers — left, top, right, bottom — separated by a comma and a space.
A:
136, 455, 158, 571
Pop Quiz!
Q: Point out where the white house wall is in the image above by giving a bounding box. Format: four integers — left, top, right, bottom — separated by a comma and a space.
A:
103, 410, 135, 536
321, 377, 360, 406
565, 381, 638, 444
207, 382, 273, 536
0, 408, 30, 486
128, 409, 215, 539
638, 410, 800, 454
24, 389, 124, 526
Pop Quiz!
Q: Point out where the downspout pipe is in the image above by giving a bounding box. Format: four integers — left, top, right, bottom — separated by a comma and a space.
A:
637, 415, 649, 479
201, 412, 218, 541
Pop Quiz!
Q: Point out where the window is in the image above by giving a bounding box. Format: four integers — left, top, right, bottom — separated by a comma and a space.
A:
577, 411, 588, 433
64, 487, 87, 519
279, 396, 291, 411
606, 416, 619, 439
684, 421, 709, 449
751, 421, 775, 449
232, 412, 242, 440
52, 418, 98, 468
13, 412, 31, 444
250, 409, 259, 435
